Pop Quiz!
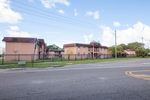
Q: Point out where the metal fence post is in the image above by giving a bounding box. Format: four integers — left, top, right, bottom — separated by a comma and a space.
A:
43, 54, 44, 62
2, 53, 4, 65
61, 54, 62, 62
18, 54, 20, 61
32, 54, 34, 67
75, 54, 77, 61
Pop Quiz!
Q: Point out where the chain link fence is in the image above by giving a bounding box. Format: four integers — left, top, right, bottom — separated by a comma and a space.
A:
0, 53, 137, 65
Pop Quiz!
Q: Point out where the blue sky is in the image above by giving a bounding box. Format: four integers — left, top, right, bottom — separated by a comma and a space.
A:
0, 0, 150, 49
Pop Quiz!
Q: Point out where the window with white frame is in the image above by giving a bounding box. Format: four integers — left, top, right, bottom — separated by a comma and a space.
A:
88, 47, 90, 51
78, 53, 80, 57
83, 46, 85, 51
78, 46, 80, 50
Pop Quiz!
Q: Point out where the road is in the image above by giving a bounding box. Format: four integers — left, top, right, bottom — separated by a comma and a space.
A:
0, 58, 150, 100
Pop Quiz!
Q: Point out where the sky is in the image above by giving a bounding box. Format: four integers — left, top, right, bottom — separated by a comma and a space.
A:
0, 0, 150, 49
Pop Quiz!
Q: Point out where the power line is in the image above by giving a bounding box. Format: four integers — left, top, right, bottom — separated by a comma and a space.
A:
11, 4, 96, 27
1, 15, 100, 33
11, 7, 99, 30
11, 0, 96, 26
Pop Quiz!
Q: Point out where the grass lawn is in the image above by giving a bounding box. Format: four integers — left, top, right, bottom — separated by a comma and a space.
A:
0, 57, 149, 69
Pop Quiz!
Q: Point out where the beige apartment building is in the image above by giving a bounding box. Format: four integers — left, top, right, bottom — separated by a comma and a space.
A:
2, 37, 46, 61
63, 42, 109, 59
47, 49, 64, 58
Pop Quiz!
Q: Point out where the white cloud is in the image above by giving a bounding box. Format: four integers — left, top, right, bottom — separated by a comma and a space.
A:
100, 22, 150, 48
6, 26, 38, 37
58, 10, 65, 14
0, 0, 22, 24
83, 34, 93, 44
74, 9, 78, 16
9, 26, 19, 31
113, 22, 121, 27
0, 36, 2, 40
28, 0, 34, 2
85, 11, 99, 19
126, 24, 129, 26
40, 0, 70, 8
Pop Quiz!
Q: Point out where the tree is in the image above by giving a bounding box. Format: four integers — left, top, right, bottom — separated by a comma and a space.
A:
119, 43, 127, 48
135, 48, 148, 57
46, 44, 63, 50
145, 48, 150, 53
127, 42, 144, 49
2, 52, 5, 57
108, 45, 124, 55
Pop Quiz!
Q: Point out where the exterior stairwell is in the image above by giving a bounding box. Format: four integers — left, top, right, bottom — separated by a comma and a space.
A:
96, 53, 101, 58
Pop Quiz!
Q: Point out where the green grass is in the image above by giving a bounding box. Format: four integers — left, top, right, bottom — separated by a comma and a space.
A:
0, 57, 149, 69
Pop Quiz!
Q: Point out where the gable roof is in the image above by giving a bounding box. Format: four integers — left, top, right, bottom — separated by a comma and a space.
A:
2, 37, 37, 43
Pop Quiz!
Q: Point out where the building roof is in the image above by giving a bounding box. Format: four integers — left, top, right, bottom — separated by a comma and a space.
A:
38, 39, 45, 45
125, 49, 135, 51
63, 43, 91, 48
121, 46, 135, 51
48, 49, 64, 52
63, 42, 108, 48
2, 37, 37, 43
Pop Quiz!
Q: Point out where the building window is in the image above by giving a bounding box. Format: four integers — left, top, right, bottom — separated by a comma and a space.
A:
83, 53, 85, 57
78, 46, 80, 50
104, 48, 105, 51
88, 47, 90, 51
97, 48, 99, 52
101, 48, 102, 51
83, 46, 85, 51
78, 53, 80, 57
104, 53, 105, 57
88, 53, 90, 58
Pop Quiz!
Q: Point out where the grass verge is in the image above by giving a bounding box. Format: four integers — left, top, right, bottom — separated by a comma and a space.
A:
0, 57, 149, 69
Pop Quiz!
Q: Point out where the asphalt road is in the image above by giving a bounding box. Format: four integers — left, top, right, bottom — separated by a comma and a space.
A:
0, 58, 150, 100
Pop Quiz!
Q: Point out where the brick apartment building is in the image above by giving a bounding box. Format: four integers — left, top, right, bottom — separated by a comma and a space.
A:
122, 46, 136, 56
2, 37, 46, 61
63, 42, 109, 59
47, 49, 64, 58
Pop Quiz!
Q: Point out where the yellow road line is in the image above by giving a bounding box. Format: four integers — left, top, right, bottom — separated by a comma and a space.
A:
125, 70, 150, 81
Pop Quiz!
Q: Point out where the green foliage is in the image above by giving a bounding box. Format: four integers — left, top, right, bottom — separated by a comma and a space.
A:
119, 43, 127, 48
108, 46, 124, 55
127, 42, 144, 49
2, 52, 5, 57
145, 48, 150, 53
46, 44, 63, 50
135, 48, 148, 57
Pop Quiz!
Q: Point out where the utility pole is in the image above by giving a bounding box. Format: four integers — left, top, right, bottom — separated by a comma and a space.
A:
142, 37, 144, 48
115, 30, 117, 59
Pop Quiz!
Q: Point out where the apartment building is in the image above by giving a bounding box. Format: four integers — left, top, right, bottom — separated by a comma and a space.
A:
47, 49, 64, 58
63, 42, 109, 59
2, 37, 46, 61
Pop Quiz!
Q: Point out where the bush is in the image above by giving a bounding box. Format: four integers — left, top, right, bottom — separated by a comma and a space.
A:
135, 49, 148, 58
